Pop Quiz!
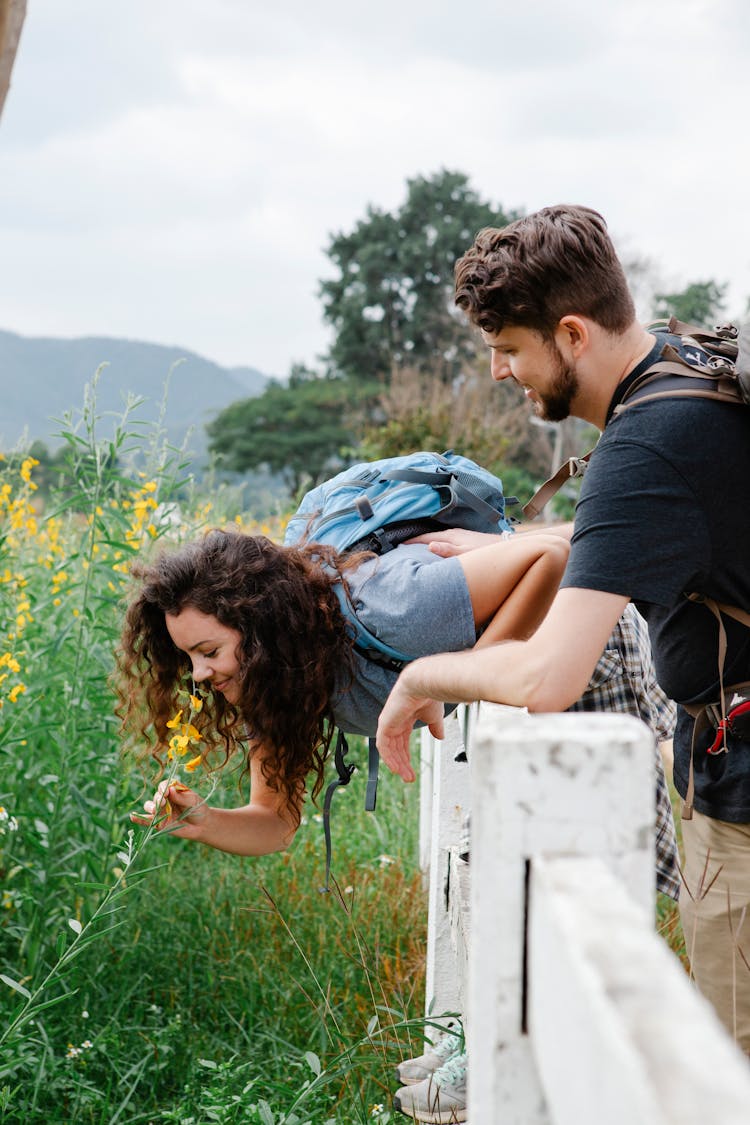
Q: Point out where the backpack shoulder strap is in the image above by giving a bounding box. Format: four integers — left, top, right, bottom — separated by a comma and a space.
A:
522, 453, 593, 520
331, 579, 411, 670
320, 730, 356, 893
680, 594, 750, 819
320, 732, 380, 892
612, 350, 745, 418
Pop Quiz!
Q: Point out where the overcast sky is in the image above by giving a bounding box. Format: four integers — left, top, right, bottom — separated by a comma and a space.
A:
1, 0, 749, 378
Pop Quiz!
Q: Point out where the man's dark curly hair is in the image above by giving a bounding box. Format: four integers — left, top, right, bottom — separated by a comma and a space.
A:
116, 528, 361, 820
454, 204, 635, 340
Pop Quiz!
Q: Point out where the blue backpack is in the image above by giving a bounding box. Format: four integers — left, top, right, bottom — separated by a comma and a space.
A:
284, 449, 516, 667
284, 450, 516, 889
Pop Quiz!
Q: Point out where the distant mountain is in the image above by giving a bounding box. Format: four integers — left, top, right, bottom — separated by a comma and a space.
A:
0, 329, 276, 462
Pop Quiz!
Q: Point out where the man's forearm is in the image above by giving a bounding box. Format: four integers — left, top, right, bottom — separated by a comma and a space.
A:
400, 641, 546, 710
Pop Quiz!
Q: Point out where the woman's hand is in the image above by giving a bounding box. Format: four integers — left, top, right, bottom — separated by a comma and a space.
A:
130, 780, 208, 840
407, 528, 505, 557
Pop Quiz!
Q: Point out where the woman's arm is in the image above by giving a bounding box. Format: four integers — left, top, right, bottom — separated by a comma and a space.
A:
130, 748, 299, 856
457, 532, 570, 646
407, 521, 574, 556
376, 587, 629, 781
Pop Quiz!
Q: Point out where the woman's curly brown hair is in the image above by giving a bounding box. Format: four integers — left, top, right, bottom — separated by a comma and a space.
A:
116, 528, 360, 820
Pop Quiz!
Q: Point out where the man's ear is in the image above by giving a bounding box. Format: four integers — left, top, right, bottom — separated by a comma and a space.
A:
556, 315, 589, 358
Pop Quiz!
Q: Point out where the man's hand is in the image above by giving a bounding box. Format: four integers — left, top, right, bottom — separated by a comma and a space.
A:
376, 670, 446, 782
407, 528, 505, 557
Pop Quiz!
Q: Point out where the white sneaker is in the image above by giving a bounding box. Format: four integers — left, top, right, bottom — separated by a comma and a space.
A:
395, 1032, 462, 1086
394, 1051, 467, 1123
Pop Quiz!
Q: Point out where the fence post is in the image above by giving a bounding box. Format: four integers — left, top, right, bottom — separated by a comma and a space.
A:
467, 705, 655, 1122
421, 709, 471, 1031
529, 853, 750, 1125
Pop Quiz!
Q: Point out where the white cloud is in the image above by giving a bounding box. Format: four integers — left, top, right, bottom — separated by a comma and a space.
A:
0, 0, 749, 374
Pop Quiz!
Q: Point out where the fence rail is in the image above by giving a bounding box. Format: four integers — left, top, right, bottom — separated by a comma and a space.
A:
420, 704, 750, 1123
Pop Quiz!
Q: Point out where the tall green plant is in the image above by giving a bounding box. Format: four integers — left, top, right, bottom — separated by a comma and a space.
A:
0, 376, 429, 1123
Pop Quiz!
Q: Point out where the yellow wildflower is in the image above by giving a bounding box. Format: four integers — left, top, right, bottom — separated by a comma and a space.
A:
8, 683, 26, 703
189, 694, 203, 712
19, 456, 39, 483
185, 755, 202, 773
169, 734, 190, 755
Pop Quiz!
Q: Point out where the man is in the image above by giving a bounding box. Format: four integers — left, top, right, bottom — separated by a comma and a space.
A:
376, 205, 750, 1052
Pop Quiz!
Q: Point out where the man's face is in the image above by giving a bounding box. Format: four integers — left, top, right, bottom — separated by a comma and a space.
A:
481, 325, 579, 422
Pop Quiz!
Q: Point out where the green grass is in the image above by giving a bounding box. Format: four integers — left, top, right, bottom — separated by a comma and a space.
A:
1, 764, 426, 1124
0, 378, 695, 1123
0, 385, 426, 1124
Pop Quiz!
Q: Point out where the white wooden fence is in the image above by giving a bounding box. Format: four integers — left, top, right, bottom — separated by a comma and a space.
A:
420, 704, 750, 1123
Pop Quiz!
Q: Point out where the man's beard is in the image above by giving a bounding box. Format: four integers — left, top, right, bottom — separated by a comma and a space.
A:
536, 346, 579, 422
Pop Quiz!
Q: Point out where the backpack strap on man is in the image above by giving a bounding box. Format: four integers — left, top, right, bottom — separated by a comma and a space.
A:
523, 319, 750, 519
680, 592, 750, 820
522, 453, 592, 520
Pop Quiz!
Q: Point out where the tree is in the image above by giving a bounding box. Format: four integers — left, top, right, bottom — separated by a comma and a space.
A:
653, 279, 728, 327
206, 367, 377, 498
0, 0, 26, 122
321, 170, 519, 383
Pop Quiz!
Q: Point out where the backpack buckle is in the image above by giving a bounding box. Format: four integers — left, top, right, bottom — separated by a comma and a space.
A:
568, 457, 589, 479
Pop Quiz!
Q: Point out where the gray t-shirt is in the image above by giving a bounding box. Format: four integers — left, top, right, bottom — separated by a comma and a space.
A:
331, 543, 476, 736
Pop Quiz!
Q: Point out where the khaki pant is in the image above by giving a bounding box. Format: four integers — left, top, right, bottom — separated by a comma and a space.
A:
680, 810, 750, 1053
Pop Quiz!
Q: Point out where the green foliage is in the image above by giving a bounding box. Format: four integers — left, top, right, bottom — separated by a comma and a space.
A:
653, 279, 728, 327
0, 390, 428, 1122
206, 368, 379, 498
321, 169, 518, 383
358, 364, 558, 501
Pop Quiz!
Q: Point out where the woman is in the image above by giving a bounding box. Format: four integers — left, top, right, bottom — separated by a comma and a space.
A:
123, 525, 570, 854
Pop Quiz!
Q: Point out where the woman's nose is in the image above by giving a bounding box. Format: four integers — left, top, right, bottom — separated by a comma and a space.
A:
191, 655, 211, 682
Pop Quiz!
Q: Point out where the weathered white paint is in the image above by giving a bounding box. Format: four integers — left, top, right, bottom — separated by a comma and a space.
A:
530, 855, 750, 1125
421, 703, 750, 1122
418, 728, 434, 882
468, 706, 657, 1121
420, 702, 750, 1125
447, 849, 471, 1013
421, 709, 471, 1031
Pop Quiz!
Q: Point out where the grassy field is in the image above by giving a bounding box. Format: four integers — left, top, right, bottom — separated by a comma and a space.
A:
0, 390, 427, 1124
0, 383, 690, 1123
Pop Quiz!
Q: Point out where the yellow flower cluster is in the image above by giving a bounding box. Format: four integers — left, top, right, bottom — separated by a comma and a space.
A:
19, 456, 39, 487
165, 695, 205, 773
0, 458, 40, 547
35, 515, 66, 570
0, 652, 26, 711
122, 479, 159, 546
0, 565, 33, 659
